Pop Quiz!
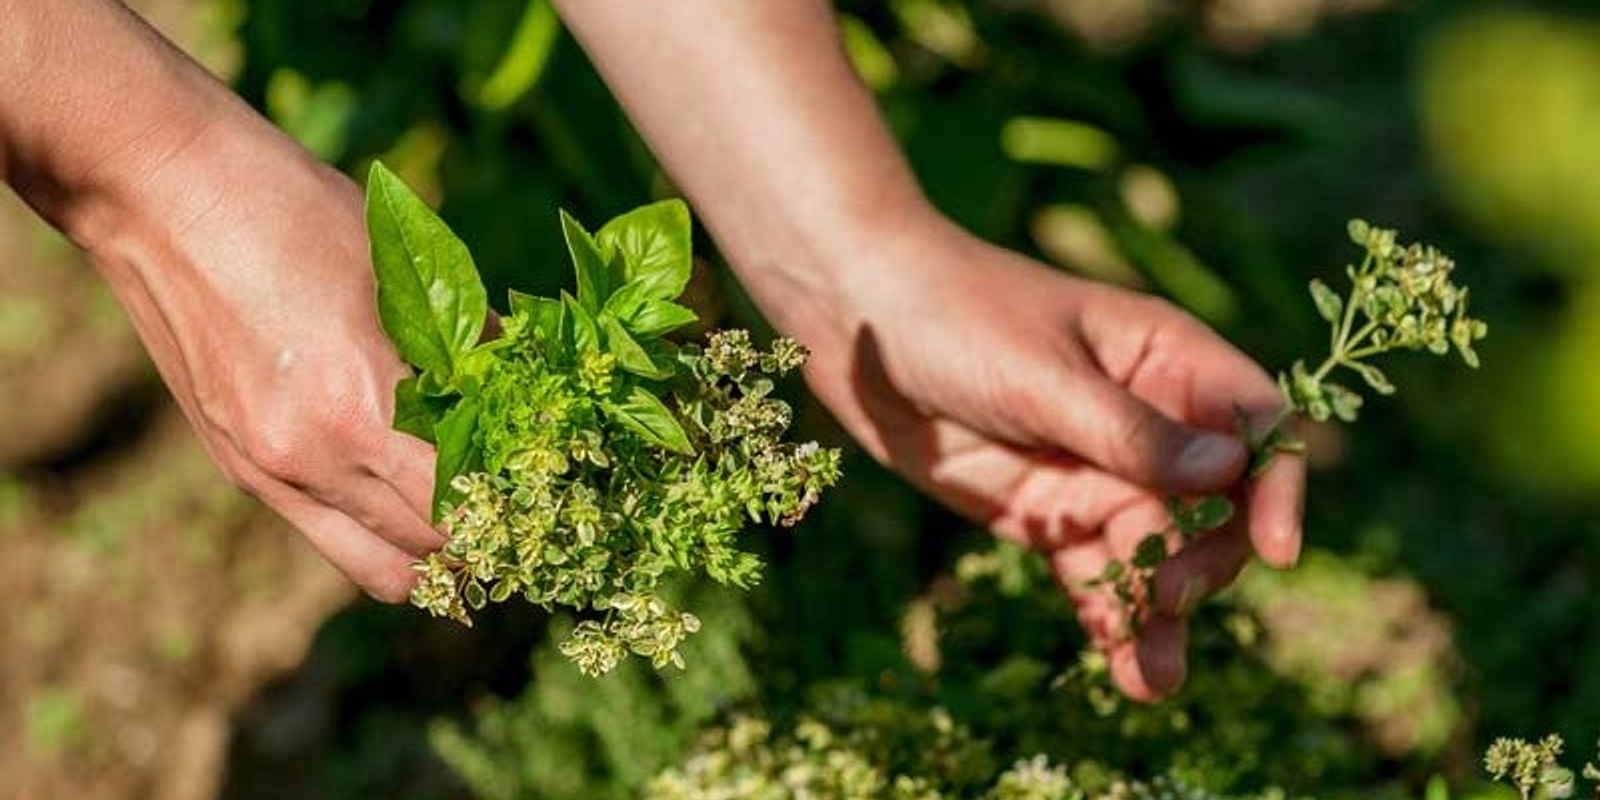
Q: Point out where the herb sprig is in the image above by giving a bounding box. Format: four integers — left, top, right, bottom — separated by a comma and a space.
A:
1095, 220, 1489, 621
365, 162, 840, 675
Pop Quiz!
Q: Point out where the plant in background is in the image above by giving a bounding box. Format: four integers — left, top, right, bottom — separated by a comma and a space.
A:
1482, 734, 1600, 799
1098, 220, 1489, 617
364, 162, 841, 676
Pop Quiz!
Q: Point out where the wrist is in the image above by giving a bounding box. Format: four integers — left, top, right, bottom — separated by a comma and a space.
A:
720, 189, 953, 349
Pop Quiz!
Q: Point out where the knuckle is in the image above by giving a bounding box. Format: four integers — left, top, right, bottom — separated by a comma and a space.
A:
244, 426, 314, 486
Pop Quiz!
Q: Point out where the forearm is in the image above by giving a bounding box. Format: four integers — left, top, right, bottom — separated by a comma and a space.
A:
552, 1, 945, 339
0, 0, 280, 247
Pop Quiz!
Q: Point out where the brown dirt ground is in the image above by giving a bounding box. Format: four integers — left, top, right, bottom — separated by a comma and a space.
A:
0, 3, 357, 799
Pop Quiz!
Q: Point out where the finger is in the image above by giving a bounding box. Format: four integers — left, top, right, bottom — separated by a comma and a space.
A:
1030, 370, 1248, 496
1050, 542, 1132, 646
269, 492, 421, 603
221, 439, 422, 602
1151, 525, 1253, 616
1248, 446, 1305, 568
1109, 614, 1188, 701
368, 430, 444, 535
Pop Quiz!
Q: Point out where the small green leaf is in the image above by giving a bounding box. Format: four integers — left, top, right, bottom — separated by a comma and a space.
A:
562, 291, 599, 354
463, 579, 487, 610
595, 199, 692, 301
510, 290, 566, 356
1132, 534, 1168, 569
1347, 218, 1371, 247
629, 299, 699, 338
602, 386, 694, 455
601, 314, 672, 379
393, 377, 451, 443
1309, 279, 1343, 324
1325, 382, 1363, 423
1190, 496, 1235, 531
432, 396, 482, 522
1348, 360, 1396, 395
561, 210, 620, 313
1248, 428, 1305, 477
365, 161, 487, 379
601, 278, 652, 320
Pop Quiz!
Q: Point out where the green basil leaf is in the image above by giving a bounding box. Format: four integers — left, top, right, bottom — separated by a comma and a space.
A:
509, 289, 566, 357
602, 385, 694, 455
601, 314, 672, 379
365, 161, 487, 379
1132, 534, 1169, 569
431, 395, 483, 523
562, 291, 599, 354
560, 210, 619, 313
600, 278, 652, 322
629, 299, 699, 338
393, 376, 452, 443
595, 199, 692, 301
1190, 496, 1235, 531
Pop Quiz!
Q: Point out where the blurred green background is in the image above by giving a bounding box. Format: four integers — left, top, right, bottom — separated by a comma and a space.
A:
6, 0, 1600, 798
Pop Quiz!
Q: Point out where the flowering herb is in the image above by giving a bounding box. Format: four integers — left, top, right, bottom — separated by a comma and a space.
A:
364, 162, 841, 676
1096, 220, 1489, 620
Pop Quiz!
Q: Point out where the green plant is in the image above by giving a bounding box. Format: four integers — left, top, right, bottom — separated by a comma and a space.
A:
1097, 220, 1489, 616
363, 162, 841, 675
1483, 735, 1600, 799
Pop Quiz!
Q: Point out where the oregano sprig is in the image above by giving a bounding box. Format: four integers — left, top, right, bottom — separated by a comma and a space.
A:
365, 162, 841, 676
1093, 220, 1489, 624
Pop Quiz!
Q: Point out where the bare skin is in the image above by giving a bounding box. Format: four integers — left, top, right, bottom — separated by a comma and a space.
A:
2, 0, 1303, 700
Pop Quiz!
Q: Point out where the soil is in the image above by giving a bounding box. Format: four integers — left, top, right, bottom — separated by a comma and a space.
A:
0, 4, 357, 799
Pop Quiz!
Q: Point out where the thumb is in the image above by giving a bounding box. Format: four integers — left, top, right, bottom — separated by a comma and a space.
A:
1029, 374, 1247, 494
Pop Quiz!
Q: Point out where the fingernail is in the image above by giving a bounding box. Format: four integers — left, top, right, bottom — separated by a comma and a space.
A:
1177, 433, 1244, 482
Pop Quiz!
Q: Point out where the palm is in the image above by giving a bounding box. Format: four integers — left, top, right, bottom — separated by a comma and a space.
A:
791, 237, 1303, 700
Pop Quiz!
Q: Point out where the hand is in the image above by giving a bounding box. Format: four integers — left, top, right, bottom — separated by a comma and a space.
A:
780, 214, 1305, 701
75, 113, 441, 602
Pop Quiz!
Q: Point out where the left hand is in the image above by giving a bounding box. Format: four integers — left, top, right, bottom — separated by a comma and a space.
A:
761, 215, 1305, 700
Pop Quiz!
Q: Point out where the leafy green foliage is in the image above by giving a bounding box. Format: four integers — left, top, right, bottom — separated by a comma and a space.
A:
364, 163, 841, 675
367, 162, 488, 386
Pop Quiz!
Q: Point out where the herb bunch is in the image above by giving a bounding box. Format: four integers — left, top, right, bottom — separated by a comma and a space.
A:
1098, 220, 1489, 619
364, 163, 840, 676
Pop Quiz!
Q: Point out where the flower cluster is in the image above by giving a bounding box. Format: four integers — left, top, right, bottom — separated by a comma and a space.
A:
647, 706, 1268, 800
1483, 734, 1582, 800
1095, 221, 1487, 628
411, 326, 840, 675
1282, 219, 1488, 424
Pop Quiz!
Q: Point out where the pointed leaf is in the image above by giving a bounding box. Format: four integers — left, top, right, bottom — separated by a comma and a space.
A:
393, 376, 451, 443
1132, 534, 1168, 569
365, 162, 487, 378
596, 199, 692, 301
630, 299, 699, 338
601, 314, 672, 379
561, 291, 599, 353
561, 210, 619, 313
432, 396, 482, 522
602, 386, 694, 455
510, 290, 566, 356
